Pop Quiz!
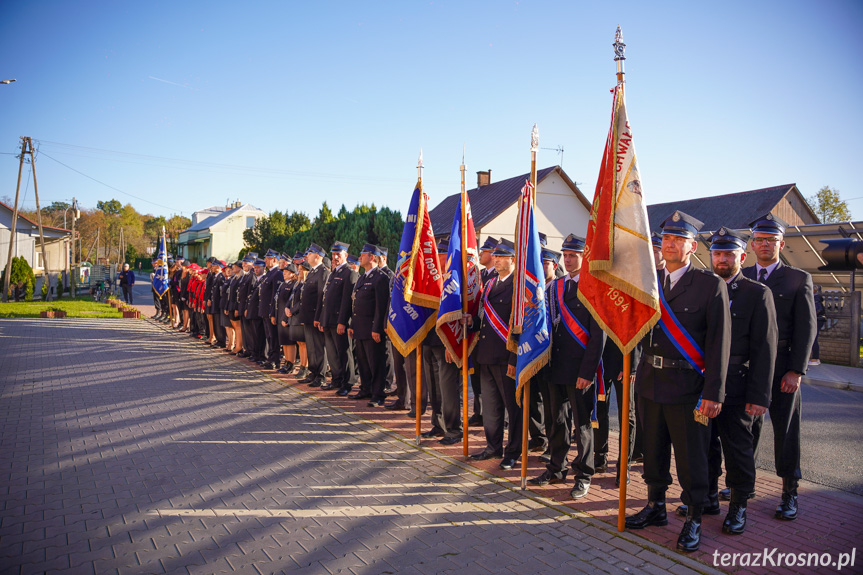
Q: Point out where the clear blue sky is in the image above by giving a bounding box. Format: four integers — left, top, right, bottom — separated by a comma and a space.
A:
2, 0, 861, 223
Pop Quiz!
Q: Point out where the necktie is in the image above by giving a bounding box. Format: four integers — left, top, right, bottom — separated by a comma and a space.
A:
758, 268, 767, 283
663, 272, 671, 295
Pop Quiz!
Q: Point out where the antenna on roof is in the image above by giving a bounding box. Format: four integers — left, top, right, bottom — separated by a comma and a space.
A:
541, 146, 564, 168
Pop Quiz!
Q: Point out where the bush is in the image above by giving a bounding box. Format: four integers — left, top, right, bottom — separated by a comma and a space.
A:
2, 257, 36, 301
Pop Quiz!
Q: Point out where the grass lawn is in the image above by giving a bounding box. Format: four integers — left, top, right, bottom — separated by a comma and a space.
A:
0, 297, 125, 318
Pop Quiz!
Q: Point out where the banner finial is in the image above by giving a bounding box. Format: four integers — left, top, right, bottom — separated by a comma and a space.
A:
530, 124, 539, 152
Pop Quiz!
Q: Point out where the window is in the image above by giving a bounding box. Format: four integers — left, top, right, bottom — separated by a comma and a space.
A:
246, 216, 255, 228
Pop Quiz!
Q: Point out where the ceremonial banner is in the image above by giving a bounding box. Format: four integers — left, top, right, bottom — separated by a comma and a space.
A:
436, 192, 481, 368
387, 181, 441, 356
577, 83, 660, 353
152, 229, 170, 297
510, 183, 551, 405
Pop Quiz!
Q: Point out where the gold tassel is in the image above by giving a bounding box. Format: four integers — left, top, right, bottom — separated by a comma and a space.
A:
693, 409, 709, 426
591, 420, 599, 429
597, 394, 606, 402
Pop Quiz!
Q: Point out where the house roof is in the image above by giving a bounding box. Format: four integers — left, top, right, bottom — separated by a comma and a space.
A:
0, 200, 72, 235
646, 184, 814, 234
183, 203, 266, 233
428, 166, 587, 236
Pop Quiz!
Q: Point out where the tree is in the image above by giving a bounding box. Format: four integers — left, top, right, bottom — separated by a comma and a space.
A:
808, 186, 851, 223
96, 199, 122, 216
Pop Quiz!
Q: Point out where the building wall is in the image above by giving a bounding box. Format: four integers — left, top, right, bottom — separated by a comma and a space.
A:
211, 213, 254, 262
0, 227, 37, 272
478, 175, 591, 248
773, 190, 819, 227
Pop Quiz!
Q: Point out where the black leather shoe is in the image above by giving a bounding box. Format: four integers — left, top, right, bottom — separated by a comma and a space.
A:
499, 457, 518, 470
421, 429, 445, 439
439, 436, 461, 445
538, 450, 552, 463
367, 400, 383, 407
385, 402, 406, 411
308, 379, 322, 388
335, 388, 350, 397
470, 451, 501, 461
406, 411, 416, 418
676, 508, 702, 552
722, 502, 747, 534
350, 392, 372, 400
467, 415, 483, 427
569, 479, 590, 499
528, 439, 547, 453
528, 470, 566, 486
625, 501, 668, 529
776, 492, 798, 520
594, 459, 608, 474
676, 493, 721, 517
319, 382, 335, 390
298, 377, 314, 384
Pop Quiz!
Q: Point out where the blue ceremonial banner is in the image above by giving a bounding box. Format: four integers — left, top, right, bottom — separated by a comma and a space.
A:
435, 192, 481, 369
386, 182, 440, 357
152, 231, 170, 297
512, 189, 551, 405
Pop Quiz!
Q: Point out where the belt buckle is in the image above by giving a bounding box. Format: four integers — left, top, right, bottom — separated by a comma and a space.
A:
651, 355, 663, 369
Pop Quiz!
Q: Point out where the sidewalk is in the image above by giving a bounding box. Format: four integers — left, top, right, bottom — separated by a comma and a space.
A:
0, 318, 726, 575
144, 318, 863, 574
803, 362, 863, 392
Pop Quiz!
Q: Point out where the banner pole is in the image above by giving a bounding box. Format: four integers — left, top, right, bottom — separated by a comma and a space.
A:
618, 352, 631, 531
415, 151, 424, 447
460, 147, 469, 458
163, 226, 173, 325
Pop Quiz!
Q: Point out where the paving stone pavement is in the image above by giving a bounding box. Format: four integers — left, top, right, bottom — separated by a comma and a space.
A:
0, 318, 727, 575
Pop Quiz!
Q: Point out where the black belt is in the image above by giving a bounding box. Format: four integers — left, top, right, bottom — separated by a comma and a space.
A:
645, 354, 695, 370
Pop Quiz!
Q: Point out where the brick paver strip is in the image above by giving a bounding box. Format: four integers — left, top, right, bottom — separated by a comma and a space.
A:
0, 318, 854, 574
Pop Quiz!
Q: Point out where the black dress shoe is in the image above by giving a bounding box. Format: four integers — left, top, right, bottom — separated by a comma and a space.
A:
308, 378, 323, 388
467, 415, 483, 427
776, 492, 798, 521
335, 388, 350, 397
470, 451, 501, 461
528, 470, 566, 486
528, 439, 547, 453
625, 501, 668, 529
569, 479, 590, 499
367, 400, 383, 407
319, 382, 335, 390
594, 459, 608, 474
439, 436, 461, 445
299, 377, 314, 384
406, 411, 416, 418
499, 457, 518, 470
349, 392, 372, 400
722, 501, 747, 534
385, 402, 406, 411
421, 429, 445, 439
676, 508, 702, 552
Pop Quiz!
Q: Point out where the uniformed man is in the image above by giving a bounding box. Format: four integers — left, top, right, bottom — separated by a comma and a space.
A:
320, 241, 358, 393
349, 244, 390, 406
625, 211, 730, 553
743, 213, 816, 521
237, 253, 256, 357
529, 234, 605, 499
421, 238, 461, 443
468, 235, 499, 428
258, 249, 283, 369
210, 258, 226, 348
468, 238, 520, 469
346, 254, 360, 274
301, 243, 330, 387
527, 246, 561, 460
677, 226, 776, 535
244, 258, 266, 363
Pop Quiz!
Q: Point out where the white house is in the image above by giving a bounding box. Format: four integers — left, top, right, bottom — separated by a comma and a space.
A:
1, 200, 72, 275
177, 201, 267, 263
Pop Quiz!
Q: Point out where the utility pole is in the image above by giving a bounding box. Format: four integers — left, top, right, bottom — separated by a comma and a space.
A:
26, 138, 51, 301
3, 137, 27, 302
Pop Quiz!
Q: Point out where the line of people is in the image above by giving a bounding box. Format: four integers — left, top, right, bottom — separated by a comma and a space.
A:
148, 210, 815, 555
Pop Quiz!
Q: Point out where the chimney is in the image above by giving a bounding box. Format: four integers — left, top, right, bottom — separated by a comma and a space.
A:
476, 170, 491, 187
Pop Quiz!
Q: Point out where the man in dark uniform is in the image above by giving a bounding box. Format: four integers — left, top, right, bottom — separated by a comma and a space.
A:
675, 227, 775, 535
349, 244, 390, 407
258, 249, 282, 369
469, 235, 498, 428
527, 246, 561, 460
320, 241, 358, 392
625, 211, 730, 553
377, 246, 403, 400
244, 258, 266, 363
302, 243, 330, 387
743, 213, 816, 521
529, 234, 605, 499
421, 239, 462, 443
210, 259, 226, 348
467, 238, 520, 469
236, 254, 256, 357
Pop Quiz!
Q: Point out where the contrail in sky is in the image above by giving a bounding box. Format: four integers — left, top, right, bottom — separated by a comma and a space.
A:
148, 76, 192, 89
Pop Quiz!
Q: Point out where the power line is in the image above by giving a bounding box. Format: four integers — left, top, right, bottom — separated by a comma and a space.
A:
38, 151, 179, 212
